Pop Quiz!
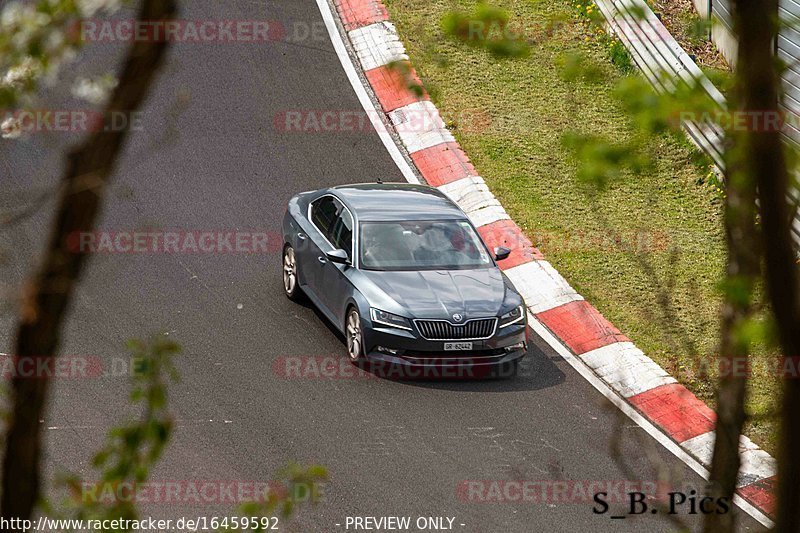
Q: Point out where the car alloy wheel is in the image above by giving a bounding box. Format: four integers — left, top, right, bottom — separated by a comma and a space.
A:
346, 308, 364, 361
283, 246, 299, 300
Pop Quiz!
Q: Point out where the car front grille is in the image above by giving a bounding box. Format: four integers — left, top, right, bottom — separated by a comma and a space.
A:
414, 318, 498, 340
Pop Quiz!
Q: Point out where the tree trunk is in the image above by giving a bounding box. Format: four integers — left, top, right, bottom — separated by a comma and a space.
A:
1, 0, 177, 520
702, 155, 759, 532
737, 4, 800, 528
726, 0, 800, 531
701, 67, 760, 533
702, 1, 787, 531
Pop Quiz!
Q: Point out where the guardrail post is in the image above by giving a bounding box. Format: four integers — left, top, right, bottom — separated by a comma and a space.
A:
708, 0, 713, 36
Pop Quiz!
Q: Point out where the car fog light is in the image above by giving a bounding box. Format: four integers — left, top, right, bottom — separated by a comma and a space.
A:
377, 346, 400, 356
505, 342, 526, 352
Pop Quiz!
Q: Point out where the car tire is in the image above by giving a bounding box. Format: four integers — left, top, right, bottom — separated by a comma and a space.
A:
283, 245, 301, 301
346, 307, 366, 362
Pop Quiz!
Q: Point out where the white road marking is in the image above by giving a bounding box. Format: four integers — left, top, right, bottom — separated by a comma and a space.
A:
682, 432, 777, 488
315, 0, 419, 184
388, 101, 455, 153
581, 342, 677, 398
438, 176, 510, 227
349, 22, 408, 71
505, 261, 584, 315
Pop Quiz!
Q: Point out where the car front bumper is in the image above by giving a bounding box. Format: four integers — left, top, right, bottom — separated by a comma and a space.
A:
360, 316, 527, 377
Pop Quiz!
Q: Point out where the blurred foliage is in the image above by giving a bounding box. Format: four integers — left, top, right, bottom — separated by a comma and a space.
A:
50, 336, 181, 526
0, 0, 122, 136
562, 132, 651, 189
386, 60, 426, 98
557, 40, 721, 191
437, 1, 726, 191
441, 3, 530, 58
39, 336, 326, 531
686, 16, 713, 41
556, 51, 607, 84
234, 462, 328, 531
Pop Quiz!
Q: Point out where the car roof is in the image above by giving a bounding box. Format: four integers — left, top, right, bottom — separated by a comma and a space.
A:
330, 183, 467, 221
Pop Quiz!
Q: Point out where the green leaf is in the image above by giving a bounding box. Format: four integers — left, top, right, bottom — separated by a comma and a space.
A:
441, 5, 530, 59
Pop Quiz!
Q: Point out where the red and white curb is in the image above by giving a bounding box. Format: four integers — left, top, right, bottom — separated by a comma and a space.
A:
318, 0, 775, 525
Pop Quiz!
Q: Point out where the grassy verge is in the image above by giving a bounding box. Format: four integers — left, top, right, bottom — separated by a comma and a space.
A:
383, 0, 780, 453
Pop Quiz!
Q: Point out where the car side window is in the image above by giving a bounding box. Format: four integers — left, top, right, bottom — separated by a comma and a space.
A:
310, 196, 338, 239
331, 207, 354, 258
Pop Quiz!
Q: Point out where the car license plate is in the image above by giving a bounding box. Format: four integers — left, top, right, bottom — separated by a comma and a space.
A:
444, 342, 473, 351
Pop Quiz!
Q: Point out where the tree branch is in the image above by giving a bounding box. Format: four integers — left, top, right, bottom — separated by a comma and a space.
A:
0, 0, 177, 520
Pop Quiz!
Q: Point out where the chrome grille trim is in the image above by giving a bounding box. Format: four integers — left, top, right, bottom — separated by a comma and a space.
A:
413, 318, 498, 341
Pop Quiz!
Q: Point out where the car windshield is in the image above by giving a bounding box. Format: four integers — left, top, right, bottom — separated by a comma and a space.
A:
360, 220, 493, 271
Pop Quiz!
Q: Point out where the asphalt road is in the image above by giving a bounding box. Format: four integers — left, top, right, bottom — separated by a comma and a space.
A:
0, 0, 766, 531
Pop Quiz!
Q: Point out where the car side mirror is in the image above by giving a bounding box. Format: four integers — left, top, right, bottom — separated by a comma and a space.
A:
494, 246, 511, 261
326, 248, 350, 265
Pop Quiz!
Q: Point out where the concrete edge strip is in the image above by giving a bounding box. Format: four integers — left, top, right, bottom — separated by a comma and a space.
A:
317, 0, 776, 525
349, 21, 409, 71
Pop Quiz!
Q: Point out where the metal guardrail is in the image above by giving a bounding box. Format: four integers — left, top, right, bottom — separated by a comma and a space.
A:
592, 0, 800, 247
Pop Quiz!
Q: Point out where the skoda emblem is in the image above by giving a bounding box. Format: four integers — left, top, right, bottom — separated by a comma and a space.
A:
452, 313, 464, 323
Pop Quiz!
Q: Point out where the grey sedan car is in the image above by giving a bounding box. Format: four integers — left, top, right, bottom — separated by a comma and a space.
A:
281, 183, 528, 377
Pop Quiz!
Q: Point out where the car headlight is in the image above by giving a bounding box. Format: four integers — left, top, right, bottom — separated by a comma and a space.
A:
499, 305, 526, 328
370, 308, 412, 331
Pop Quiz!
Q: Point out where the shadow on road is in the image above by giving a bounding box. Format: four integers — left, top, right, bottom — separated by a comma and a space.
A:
391, 343, 566, 393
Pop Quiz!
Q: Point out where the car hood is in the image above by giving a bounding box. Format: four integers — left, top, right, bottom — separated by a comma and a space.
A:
361, 268, 510, 319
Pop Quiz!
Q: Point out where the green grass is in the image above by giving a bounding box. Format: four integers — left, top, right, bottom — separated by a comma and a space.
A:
384, 0, 781, 453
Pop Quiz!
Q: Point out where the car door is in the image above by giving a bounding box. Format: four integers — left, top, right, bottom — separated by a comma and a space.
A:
303, 195, 338, 307
320, 203, 355, 325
